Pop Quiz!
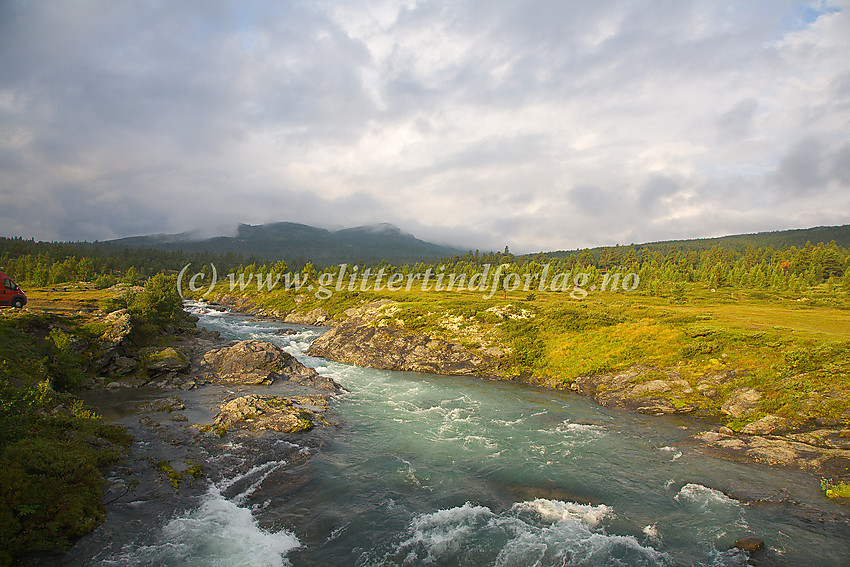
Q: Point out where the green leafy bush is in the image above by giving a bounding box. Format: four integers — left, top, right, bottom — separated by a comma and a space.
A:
46, 328, 85, 391
127, 274, 183, 340
93, 274, 117, 290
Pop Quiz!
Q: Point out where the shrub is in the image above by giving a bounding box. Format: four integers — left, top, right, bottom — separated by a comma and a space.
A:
821, 478, 850, 498
93, 274, 116, 290
46, 329, 85, 391
127, 273, 183, 328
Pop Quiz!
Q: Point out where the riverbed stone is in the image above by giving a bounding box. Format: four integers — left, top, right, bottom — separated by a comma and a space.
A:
686, 431, 850, 477
732, 536, 764, 552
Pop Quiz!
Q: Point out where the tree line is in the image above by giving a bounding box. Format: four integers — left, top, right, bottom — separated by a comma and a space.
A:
2, 235, 848, 294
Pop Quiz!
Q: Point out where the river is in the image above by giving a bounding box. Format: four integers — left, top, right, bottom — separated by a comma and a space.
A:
75, 303, 850, 566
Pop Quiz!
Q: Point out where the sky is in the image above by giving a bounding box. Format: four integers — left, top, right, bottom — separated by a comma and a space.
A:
1, 0, 849, 253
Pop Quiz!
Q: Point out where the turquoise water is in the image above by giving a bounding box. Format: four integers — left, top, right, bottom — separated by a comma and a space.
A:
100, 304, 850, 566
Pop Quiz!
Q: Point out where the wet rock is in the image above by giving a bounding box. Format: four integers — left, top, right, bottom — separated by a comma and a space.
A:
275, 328, 299, 335
147, 372, 197, 391
733, 536, 764, 552
138, 396, 186, 413
105, 376, 147, 388
202, 340, 340, 390
213, 394, 317, 433
686, 431, 850, 477
721, 387, 762, 417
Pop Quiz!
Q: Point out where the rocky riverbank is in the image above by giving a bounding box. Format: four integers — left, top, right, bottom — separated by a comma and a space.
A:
306, 300, 504, 377
212, 295, 850, 486
34, 309, 343, 565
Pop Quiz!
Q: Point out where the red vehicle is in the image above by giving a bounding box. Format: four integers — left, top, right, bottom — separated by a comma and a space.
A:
0, 271, 27, 308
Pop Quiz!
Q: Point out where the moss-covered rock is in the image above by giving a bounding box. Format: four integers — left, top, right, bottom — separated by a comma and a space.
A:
143, 347, 190, 374
213, 395, 317, 434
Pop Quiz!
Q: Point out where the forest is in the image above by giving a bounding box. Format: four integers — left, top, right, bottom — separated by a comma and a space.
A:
2, 226, 848, 298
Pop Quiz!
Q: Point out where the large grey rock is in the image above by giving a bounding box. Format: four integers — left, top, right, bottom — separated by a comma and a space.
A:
306, 301, 498, 377
94, 310, 135, 372
202, 339, 339, 390
686, 431, 850, 477
101, 310, 133, 347
741, 414, 789, 435
570, 367, 706, 415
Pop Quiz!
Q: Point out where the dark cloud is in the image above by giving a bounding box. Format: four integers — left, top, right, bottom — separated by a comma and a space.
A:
569, 184, 616, 214
772, 138, 826, 194
716, 98, 759, 142
638, 175, 682, 212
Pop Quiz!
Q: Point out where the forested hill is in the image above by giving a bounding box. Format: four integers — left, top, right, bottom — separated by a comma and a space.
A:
539, 224, 850, 260
107, 222, 464, 265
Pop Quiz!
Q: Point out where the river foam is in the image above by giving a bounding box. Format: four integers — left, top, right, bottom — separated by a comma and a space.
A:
99, 487, 299, 567
371, 498, 671, 567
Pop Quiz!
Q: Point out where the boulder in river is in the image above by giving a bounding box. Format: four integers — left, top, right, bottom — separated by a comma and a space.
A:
732, 536, 764, 552
202, 339, 340, 390
213, 394, 317, 433
686, 430, 850, 477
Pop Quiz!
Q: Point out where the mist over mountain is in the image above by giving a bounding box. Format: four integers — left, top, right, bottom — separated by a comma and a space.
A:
106, 222, 466, 265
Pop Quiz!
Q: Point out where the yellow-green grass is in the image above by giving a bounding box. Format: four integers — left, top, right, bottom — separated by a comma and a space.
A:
22, 284, 132, 313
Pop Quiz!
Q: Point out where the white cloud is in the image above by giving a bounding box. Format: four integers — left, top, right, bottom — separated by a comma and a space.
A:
1, 0, 849, 252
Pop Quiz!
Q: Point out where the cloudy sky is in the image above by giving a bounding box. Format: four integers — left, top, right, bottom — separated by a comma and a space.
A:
1, 0, 849, 252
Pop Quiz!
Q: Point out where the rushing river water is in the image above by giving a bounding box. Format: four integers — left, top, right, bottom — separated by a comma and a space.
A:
80, 303, 850, 567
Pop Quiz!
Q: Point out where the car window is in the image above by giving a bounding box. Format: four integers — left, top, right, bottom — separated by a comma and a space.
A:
4, 279, 13, 291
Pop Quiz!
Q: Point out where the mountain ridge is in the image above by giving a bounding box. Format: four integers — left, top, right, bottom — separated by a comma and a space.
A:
534, 224, 850, 259
105, 221, 465, 265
